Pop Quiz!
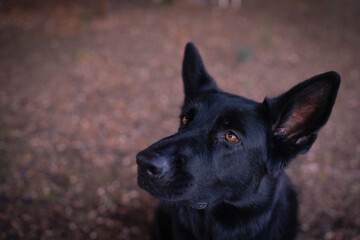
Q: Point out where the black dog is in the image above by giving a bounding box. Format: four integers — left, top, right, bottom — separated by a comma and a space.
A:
136, 43, 340, 240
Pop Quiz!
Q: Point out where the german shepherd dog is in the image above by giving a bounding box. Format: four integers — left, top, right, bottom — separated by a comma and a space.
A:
136, 43, 340, 240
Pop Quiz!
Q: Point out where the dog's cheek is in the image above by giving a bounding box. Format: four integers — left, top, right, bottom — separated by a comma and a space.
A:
213, 147, 244, 169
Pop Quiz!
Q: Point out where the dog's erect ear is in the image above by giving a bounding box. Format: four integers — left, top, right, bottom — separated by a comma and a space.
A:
182, 42, 219, 102
263, 71, 340, 173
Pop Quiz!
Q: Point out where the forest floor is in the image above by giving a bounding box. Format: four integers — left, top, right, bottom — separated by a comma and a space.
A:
0, 0, 359, 239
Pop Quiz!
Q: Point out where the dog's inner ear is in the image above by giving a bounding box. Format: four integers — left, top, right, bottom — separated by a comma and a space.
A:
272, 83, 333, 144
265, 72, 340, 172
274, 105, 314, 145
182, 42, 218, 102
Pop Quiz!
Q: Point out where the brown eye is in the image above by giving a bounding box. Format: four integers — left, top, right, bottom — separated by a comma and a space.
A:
181, 115, 189, 125
225, 131, 240, 143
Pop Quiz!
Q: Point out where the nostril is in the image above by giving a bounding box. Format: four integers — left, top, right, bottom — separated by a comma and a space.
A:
145, 159, 169, 178
146, 165, 161, 177
136, 151, 169, 178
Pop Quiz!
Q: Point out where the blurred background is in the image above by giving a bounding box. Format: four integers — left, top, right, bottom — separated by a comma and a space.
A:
0, 0, 359, 239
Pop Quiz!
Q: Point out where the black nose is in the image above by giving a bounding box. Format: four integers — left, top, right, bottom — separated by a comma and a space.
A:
136, 151, 170, 178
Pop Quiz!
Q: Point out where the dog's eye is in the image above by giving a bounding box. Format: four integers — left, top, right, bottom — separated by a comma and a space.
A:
225, 131, 240, 143
181, 115, 189, 125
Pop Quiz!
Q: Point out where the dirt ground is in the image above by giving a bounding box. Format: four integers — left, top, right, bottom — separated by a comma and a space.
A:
0, 0, 359, 239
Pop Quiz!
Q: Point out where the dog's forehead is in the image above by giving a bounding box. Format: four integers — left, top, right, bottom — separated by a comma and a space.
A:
183, 92, 258, 114
181, 92, 264, 135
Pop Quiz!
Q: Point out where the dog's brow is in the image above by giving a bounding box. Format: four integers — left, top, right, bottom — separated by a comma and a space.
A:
180, 106, 197, 117
217, 108, 247, 136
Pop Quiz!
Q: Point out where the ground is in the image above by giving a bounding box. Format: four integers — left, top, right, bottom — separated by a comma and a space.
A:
0, 0, 359, 239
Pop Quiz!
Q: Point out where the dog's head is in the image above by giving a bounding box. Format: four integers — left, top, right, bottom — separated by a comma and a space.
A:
136, 43, 340, 209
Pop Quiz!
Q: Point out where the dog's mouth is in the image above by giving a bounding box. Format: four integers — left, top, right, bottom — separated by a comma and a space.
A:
160, 200, 209, 210
138, 176, 209, 210
182, 201, 208, 210
138, 175, 188, 199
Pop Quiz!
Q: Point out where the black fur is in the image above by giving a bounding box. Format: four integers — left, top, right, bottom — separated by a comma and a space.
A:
136, 42, 340, 240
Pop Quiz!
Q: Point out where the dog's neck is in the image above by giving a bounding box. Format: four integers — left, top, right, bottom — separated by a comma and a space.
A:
172, 173, 283, 239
